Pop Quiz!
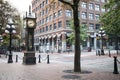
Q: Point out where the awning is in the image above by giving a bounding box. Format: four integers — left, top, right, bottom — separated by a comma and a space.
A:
44, 36, 47, 39
41, 37, 44, 39
57, 33, 62, 37
39, 37, 41, 39
48, 35, 52, 38
53, 34, 56, 38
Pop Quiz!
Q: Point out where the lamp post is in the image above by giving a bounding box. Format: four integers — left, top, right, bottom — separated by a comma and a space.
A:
5, 18, 16, 63
98, 27, 105, 55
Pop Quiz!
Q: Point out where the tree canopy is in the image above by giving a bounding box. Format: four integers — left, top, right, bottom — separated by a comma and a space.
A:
67, 20, 87, 45
0, 0, 20, 34
100, 0, 120, 35
0, 0, 21, 45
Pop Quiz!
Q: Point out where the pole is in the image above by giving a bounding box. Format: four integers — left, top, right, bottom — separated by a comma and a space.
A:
8, 32, 13, 63
38, 55, 41, 63
47, 54, 50, 64
101, 35, 104, 55
113, 56, 119, 74
16, 55, 18, 62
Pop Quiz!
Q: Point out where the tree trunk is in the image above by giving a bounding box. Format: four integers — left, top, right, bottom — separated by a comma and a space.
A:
73, 4, 81, 72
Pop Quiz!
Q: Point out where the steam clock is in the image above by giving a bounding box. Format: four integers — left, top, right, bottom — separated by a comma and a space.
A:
23, 6, 36, 64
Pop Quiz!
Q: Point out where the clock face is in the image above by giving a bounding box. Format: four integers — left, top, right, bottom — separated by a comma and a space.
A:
27, 20, 35, 27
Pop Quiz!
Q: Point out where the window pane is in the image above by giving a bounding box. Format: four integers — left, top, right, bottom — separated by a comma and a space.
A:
82, 12, 87, 19
89, 13, 94, 20
82, 2, 87, 8
65, 10, 72, 17
89, 3, 94, 10
66, 20, 70, 27
89, 23, 94, 30
58, 21, 62, 28
95, 4, 100, 11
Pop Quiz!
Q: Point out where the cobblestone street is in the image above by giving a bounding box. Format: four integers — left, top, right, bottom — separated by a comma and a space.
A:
0, 50, 120, 80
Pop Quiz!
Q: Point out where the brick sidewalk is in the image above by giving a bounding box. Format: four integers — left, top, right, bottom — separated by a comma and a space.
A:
0, 62, 120, 80
0, 51, 120, 80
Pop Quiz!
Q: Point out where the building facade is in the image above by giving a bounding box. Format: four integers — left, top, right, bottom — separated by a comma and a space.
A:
32, 0, 107, 53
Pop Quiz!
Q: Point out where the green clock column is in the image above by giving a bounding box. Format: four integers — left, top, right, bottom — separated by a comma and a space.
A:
23, 6, 36, 64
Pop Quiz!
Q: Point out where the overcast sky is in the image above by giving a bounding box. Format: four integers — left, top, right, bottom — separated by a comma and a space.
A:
5, 0, 32, 15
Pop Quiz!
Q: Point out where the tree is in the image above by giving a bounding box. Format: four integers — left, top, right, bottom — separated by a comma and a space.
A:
0, 0, 21, 47
0, 0, 20, 34
67, 20, 87, 46
100, 0, 120, 54
100, 0, 120, 35
49, 0, 93, 72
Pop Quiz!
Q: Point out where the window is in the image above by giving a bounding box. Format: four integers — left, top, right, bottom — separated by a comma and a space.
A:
50, 25, 52, 30
89, 3, 94, 10
43, 27, 44, 32
42, 10, 44, 15
42, 19, 44, 24
46, 0, 48, 4
40, 29, 42, 33
82, 12, 87, 19
95, 24, 100, 29
40, 12, 42, 17
89, 13, 94, 20
35, 0, 37, 4
95, 0, 100, 2
95, 4, 100, 11
66, 20, 70, 27
58, 21, 62, 28
101, 0, 105, 2
53, 12, 57, 18
82, 2, 87, 8
46, 8, 48, 14
40, 4, 42, 8
54, 23, 57, 29
49, 15, 52, 21
46, 16, 49, 22
95, 14, 100, 20
42, 1, 45, 7
58, 10, 62, 17
46, 26, 48, 31
89, 23, 94, 30
65, 10, 72, 17
39, 20, 41, 25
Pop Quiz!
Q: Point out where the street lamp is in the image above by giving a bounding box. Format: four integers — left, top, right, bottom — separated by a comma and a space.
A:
5, 18, 16, 63
98, 27, 105, 55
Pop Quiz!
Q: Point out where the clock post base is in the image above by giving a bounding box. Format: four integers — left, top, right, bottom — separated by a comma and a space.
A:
23, 51, 36, 65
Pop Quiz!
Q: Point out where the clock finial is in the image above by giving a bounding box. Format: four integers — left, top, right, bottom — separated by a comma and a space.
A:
29, 5, 31, 15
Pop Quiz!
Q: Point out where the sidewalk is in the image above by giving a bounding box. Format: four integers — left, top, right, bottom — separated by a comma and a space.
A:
0, 62, 120, 80
0, 51, 120, 80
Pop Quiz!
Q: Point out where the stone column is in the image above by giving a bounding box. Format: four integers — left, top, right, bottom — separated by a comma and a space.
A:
47, 38, 50, 52
87, 39, 90, 48
62, 32, 66, 52
94, 33, 97, 50
52, 37, 54, 53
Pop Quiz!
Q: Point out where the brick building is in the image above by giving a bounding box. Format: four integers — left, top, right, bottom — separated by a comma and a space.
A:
32, 0, 107, 53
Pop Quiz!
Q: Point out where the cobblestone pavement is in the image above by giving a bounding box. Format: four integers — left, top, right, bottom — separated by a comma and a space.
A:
0, 50, 120, 80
